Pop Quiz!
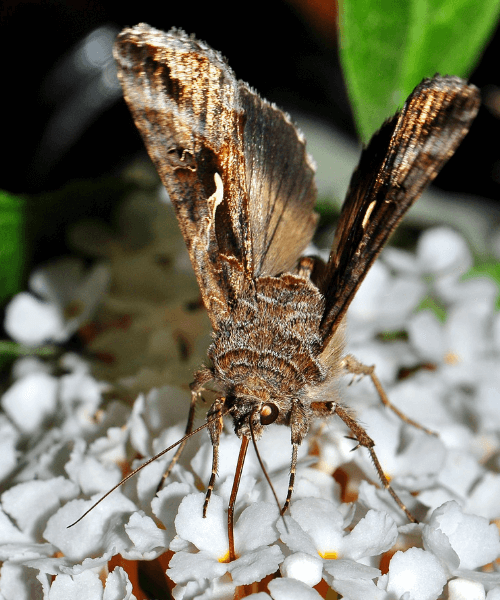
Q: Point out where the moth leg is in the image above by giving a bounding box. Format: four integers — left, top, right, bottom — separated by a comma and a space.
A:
203, 396, 226, 517
282, 400, 310, 514
281, 443, 299, 515
296, 255, 326, 286
156, 389, 199, 493
342, 354, 437, 436
334, 403, 417, 523
157, 368, 214, 492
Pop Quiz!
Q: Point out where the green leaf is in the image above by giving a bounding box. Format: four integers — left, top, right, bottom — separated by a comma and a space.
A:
339, 0, 500, 141
0, 191, 26, 304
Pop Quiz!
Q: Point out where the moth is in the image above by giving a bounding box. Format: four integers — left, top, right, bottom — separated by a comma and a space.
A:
108, 24, 480, 559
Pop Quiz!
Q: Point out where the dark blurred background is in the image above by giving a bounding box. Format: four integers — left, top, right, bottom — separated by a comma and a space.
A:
1, 0, 499, 259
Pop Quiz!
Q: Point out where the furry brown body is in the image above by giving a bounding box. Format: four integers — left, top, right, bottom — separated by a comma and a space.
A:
208, 273, 331, 442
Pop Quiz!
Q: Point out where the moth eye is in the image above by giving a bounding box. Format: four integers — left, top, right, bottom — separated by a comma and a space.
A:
260, 403, 279, 425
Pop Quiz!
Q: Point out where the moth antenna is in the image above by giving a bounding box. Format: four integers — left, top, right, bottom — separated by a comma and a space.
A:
67, 412, 229, 528
248, 417, 281, 514
249, 416, 290, 535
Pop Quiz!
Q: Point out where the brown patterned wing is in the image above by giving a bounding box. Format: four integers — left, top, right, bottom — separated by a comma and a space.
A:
320, 75, 480, 344
114, 24, 319, 328
114, 24, 251, 326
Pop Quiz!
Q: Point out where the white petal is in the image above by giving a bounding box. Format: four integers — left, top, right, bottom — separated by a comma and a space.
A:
422, 523, 460, 571
64, 446, 122, 497
445, 301, 491, 364
267, 578, 323, 600
0, 542, 58, 564
229, 544, 284, 585
324, 557, 380, 580
0, 507, 31, 544
342, 510, 397, 559
487, 587, 500, 600
277, 513, 319, 556
280, 552, 323, 586
167, 550, 227, 584
331, 577, 386, 600
289, 498, 344, 557
357, 481, 412, 525
435, 451, 482, 500
429, 501, 500, 570
43, 493, 138, 562
103, 567, 136, 600
0, 562, 42, 600
234, 502, 279, 553
190, 434, 242, 484
395, 432, 447, 485
0, 418, 19, 482
174, 493, 227, 559
417, 228, 471, 276
466, 473, 500, 520
124, 512, 169, 558
383, 247, 419, 275
408, 310, 445, 362
386, 547, 447, 600
448, 578, 485, 600
153, 482, 193, 545
349, 261, 389, 321
48, 571, 103, 600
1, 477, 78, 540
492, 311, 500, 352
476, 382, 500, 434
4, 292, 64, 345
59, 370, 104, 421
1, 372, 58, 434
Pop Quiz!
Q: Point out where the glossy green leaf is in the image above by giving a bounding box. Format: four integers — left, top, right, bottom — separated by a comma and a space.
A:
339, 0, 500, 141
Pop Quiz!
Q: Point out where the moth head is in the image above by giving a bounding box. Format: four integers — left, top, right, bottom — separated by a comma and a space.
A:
228, 393, 281, 440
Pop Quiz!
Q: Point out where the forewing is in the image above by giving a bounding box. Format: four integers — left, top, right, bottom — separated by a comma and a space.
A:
114, 24, 320, 325
114, 24, 251, 326
320, 75, 480, 344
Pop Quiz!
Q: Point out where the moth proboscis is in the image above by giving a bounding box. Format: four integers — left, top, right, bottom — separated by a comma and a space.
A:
70, 23, 481, 564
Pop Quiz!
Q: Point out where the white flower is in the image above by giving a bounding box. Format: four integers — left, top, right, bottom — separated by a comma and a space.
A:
168, 493, 283, 589
423, 501, 500, 573
381, 547, 448, 600
43, 567, 136, 600
278, 497, 396, 584
5, 258, 110, 346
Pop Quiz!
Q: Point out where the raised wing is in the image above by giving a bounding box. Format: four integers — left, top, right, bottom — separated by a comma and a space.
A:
114, 24, 318, 327
239, 86, 318, 276
319, 75, 480, 344
114, 24, 249, 325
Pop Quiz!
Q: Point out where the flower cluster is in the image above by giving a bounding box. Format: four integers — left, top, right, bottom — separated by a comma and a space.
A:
1, 194, 500, 600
